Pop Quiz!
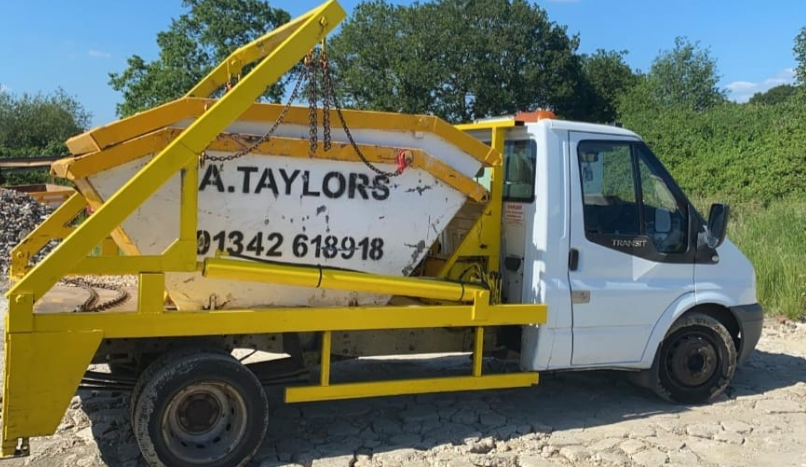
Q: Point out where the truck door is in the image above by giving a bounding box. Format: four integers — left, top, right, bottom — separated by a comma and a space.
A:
568, 133, 695, 366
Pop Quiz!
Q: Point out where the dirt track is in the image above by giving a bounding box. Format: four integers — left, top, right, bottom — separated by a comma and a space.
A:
1, 284, 805, 467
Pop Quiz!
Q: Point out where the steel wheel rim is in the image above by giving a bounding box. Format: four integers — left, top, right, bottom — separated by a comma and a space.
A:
162, 381, 248, 464
665, 332, 719, 388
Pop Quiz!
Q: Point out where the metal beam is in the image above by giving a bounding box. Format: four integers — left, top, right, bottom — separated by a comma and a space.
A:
203, 257, 487, 302
31, 302, 547, 338
0, 156, 62, 172
285, 373, 538, 403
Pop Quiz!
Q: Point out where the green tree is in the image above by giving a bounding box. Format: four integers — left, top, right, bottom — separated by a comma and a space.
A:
328, 0, 589, 123
618, 37, 725, 152
109, 0, 290, 117
0, 87, 90, 158
642, 36, 726, 112
581, 49, 638, 123
0, 87, 90, 184
748, 84, 799, 106
795, 26, 806, 85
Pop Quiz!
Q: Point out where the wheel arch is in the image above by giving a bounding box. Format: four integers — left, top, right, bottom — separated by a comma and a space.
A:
640, 293, 740, 367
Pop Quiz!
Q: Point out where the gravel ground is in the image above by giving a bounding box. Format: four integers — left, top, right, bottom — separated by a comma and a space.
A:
1, 283, 805, 467
0, 189, 58, 277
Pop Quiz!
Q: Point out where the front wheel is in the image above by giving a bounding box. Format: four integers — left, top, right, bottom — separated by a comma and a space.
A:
132, 349, 269, 467
652, 312, 737, 404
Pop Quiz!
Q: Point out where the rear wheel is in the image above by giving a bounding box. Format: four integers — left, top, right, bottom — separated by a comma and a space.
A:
652, 312, 736, 404
131, 349, 268, 467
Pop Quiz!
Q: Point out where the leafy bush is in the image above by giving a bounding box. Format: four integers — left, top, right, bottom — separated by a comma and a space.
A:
0, 88, 89, 185
620, 90, 806, 205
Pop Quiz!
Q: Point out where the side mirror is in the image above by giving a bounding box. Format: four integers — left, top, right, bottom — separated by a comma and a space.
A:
706, 203, 729, 248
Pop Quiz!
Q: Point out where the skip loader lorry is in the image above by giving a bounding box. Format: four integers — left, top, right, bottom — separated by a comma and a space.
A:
1, 1, 763, 466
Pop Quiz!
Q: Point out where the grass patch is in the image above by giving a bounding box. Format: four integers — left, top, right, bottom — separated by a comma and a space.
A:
726, 200, 806, 320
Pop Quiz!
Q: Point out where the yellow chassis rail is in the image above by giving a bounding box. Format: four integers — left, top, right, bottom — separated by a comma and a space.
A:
1, 0, 546, 458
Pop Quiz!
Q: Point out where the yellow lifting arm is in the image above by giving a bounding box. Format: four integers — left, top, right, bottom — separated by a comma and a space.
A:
185, 7, 331, 99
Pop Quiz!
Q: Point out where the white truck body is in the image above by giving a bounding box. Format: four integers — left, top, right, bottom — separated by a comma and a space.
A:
4, 3, 766, 463
463, 119, 760, 373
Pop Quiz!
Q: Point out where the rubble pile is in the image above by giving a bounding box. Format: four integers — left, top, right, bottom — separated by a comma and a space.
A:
0, 188, 58, 276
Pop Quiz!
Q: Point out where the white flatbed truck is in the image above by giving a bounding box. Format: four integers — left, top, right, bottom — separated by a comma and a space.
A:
1, 2, 762, 466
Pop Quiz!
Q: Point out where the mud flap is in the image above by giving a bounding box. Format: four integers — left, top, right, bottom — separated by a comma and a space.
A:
2, 330, 102, 456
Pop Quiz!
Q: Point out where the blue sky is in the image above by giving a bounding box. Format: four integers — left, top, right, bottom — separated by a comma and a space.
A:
0, 0, 803, 127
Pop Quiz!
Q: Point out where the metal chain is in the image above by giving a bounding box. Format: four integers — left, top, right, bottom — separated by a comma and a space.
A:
205, 47, 402, 179
319, 49, 402, 178
320, 51, 332, 151
307, 52, 319, 156
62, 277, 130, 312
204, 62, 309, 163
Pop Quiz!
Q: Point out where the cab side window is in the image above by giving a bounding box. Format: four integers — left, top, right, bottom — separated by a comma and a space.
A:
578, 142, 639, 235
577, 140, 690, 256
636, 146, 688, 253
474, 139, 537, 203
503, 140, 537, 202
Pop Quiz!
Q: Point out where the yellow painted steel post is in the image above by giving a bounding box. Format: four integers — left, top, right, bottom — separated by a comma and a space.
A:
320, 331, 332, 386
5, 294, 33, 336
179, 158, 198, 245
472, 327, 484, 377
438, 121, 513, 280
101, 237, 118, 256
1, 330, 103, 457
8, 193, 85, 280
486, 127, 506, 273
138, 273, 165, 314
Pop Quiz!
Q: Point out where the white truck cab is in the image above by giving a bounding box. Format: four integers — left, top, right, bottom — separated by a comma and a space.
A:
464, 112, 763, 403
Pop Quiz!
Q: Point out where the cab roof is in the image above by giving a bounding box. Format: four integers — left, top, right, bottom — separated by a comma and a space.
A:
459, 111, 642, 140
538, 119, 641, 139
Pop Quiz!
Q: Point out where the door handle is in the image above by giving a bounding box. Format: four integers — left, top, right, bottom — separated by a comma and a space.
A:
568, 248, 580, 271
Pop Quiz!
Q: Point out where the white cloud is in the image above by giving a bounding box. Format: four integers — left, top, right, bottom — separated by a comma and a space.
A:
726, 68, 795, 103
0, 83, 10, 93
88, 50, 112, 59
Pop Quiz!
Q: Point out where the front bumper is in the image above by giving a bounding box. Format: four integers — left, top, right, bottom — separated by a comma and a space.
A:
731, 303, 764, 364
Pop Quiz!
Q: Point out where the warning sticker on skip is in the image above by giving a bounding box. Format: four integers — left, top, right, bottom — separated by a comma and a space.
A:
504, 203, 524, 225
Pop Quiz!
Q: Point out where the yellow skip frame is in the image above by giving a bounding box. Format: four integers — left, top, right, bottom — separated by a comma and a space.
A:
1, 0, 547, 459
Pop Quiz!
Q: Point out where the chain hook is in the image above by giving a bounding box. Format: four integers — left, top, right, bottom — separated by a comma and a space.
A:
396, 150, 413, 174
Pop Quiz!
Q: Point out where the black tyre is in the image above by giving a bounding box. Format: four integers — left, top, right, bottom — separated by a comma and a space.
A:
130, 349, 199, 424
652, 312, 737, 404
132, 349, 268, 467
